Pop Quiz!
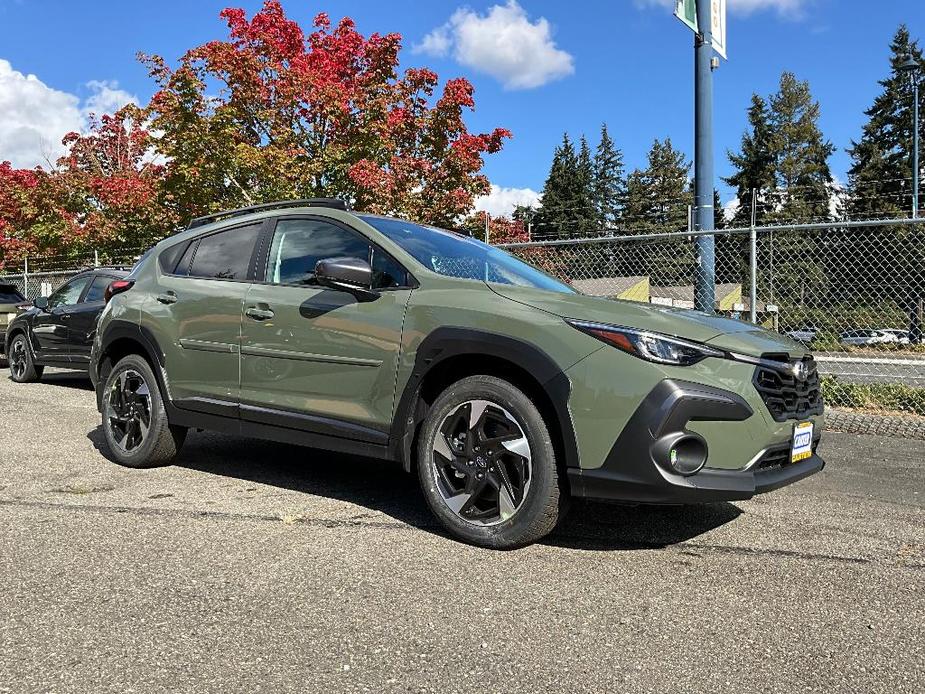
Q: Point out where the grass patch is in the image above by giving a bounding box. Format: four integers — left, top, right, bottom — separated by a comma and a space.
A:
821, 376, 925, 417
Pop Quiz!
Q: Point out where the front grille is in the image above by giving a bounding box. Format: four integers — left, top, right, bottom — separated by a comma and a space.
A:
755, 445, 790, 470
754, 439, 819, 471
752, 354, 823, 422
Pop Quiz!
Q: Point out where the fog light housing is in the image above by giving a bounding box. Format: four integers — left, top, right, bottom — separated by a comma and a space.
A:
652, 433, 708, 476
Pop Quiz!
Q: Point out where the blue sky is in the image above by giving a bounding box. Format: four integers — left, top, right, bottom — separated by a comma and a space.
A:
0, 0, 922, 215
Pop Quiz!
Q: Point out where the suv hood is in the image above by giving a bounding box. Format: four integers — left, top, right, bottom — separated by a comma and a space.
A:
489, 284, 806, 357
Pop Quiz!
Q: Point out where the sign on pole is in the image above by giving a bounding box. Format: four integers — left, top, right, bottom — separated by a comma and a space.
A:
674, 0, 726, 59
674, 0, 697, 33
710, 0, 727, 59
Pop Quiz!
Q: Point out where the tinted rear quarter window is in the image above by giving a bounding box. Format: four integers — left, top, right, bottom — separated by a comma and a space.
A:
83, 275, 113, 303
158, 241, 190, 275
0, 287, 25, 303
188, 224, 262, 280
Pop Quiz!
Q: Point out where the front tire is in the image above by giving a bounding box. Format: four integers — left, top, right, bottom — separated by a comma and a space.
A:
101, 354, 186, 468
416, 375, 566, 549
8, 333, 43, 383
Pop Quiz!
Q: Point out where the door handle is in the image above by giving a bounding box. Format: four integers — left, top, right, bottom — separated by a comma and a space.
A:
61, 313, 71, 320
245, 306, 274, 321
156, 292, 178, 305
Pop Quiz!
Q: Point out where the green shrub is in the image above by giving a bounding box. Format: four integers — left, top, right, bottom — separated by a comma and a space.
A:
821, 376, 925, 417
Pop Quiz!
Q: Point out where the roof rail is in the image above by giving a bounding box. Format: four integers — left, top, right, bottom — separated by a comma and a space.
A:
186, 198, 350, 230
74, 265, 133, 274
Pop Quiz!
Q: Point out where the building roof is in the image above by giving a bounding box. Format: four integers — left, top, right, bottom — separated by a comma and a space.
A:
572, 276, 648, 298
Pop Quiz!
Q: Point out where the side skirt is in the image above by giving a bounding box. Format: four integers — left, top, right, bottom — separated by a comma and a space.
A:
165, 401, 393, 462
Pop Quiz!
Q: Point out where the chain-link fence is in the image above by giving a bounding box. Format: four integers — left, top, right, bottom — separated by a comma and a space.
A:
2, 218, 923, 416
0, 248, 146, 300
498, 218, 925, 416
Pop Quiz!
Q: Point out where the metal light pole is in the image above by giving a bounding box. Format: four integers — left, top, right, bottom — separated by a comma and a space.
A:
899, 54, 920, 218
693, 0, 716, 312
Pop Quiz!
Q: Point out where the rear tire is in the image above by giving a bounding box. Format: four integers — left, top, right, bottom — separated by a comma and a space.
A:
8, 333, 43, 383
416, 375, 566, 549
101, 354, 186, 468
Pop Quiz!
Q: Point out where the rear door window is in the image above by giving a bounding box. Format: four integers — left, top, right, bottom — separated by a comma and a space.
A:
188, 224, 262, 280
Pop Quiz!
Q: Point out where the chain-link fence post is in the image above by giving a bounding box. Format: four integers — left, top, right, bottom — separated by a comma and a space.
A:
23, 256, 28, 299
749, 189, 758, 324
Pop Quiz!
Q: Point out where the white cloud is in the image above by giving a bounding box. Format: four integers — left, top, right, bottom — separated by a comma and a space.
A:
414, 1, 574, 90
723, 196, 740, 222
82, 79, 138, 119
637, 0, 808, 19
415, 26, 452, 57
475, 184, 541, 217
0, 59, 138, 169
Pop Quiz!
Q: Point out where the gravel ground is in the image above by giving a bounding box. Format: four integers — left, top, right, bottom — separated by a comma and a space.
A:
0, 369, 923, 694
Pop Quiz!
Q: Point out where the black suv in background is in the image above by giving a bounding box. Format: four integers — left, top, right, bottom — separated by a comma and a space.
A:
4, 267, 129, 382
0, 283, 28, 365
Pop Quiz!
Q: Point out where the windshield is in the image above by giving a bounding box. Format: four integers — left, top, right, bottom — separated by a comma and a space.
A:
359, 216, 574, 294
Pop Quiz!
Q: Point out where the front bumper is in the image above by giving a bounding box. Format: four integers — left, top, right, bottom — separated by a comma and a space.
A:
568, 378, 824, 503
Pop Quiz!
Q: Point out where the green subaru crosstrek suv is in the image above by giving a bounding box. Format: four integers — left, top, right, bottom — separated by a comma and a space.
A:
90, 199, 824, 548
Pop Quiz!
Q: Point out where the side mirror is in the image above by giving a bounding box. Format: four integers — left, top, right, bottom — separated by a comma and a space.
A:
314, 257, 379, 302
32, 297, 49, 311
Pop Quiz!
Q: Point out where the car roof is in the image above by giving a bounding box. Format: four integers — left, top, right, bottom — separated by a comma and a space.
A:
72, 266, 131, 277
163, 205, 361, 246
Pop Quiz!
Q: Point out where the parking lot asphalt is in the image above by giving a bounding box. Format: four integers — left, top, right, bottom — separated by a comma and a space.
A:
0, 369, 923, 694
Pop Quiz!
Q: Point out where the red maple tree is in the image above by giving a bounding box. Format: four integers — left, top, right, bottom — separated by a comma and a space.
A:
143, 1, 511, 226
1, 2, 511, 266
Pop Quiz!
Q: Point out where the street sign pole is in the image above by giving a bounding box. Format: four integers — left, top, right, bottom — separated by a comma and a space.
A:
693, 0, 715, 312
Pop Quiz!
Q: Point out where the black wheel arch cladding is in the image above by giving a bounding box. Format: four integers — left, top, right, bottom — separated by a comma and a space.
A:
390, 327, 578, 472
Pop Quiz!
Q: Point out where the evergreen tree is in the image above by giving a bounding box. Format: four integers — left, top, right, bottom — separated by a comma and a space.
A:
844, 26, 925, 342
847, 25, 924, 217
624, 138, 690, 233
592, 123, 626, 230
535, 132, 599, 238
622, 139, 694, 285
724, 94, 776, 227
767, 71, 835, 223
713, 189, 726, 230
576, 136, 596, 235
535, 133, 577, 238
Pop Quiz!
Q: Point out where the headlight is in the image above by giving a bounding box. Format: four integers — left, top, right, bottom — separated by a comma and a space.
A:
567, 320, 724, 366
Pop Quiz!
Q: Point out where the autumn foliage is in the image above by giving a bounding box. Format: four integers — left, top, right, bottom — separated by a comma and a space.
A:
0, 1, 510, 267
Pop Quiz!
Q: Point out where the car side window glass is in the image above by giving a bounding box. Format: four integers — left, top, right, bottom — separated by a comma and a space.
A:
267, 219, 370, 286
82, 275, 112, 303
48, 276, 91, 309
370, 248, 407, 289
188, 223, 261, 280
